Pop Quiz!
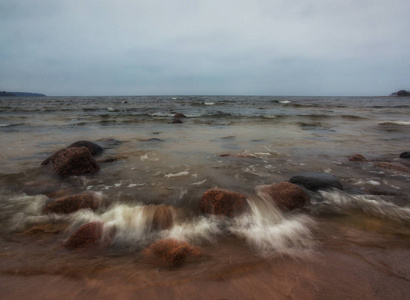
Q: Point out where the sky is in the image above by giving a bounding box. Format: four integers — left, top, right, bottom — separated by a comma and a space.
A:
1, 0, 409, 96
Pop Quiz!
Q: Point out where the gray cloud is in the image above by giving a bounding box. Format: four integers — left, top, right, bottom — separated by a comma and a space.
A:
1, 0, 409, 96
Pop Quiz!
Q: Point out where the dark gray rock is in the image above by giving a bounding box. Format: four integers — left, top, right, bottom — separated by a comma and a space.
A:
399, 151, 410, 159
289, 172, 343, 191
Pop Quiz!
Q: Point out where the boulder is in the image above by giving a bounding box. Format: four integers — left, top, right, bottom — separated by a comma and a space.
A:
45, 147, 100, 176
399, 151, 410, 159
261, 182, 310, 210
68, 141, 103, 156
144, 239, 201, 266
349, 154, 366, 162
289, 172, 343, 191
44, 192, 101, 214
199, 188, 248, 217
144, 204, 176, 230
64, 222, 103, 249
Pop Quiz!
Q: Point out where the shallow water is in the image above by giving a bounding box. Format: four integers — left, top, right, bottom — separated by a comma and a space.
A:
0, 95, 409, 299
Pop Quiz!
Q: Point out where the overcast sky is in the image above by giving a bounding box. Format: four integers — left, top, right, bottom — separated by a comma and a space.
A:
1, 0, 409, 96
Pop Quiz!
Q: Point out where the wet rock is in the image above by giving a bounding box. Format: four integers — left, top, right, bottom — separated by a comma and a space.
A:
144, 239, 201, 266
289, 172, 343, 191
144, 204, 176, 231
172, 118, 183, 124
174, 113, 187, 118
261, 182, 310, 210
399, 151, 410, 159
45, 147, 100, 176
373, 162, 410, 173
199, 188, 248, 217
64, 222, 103, 249
349, 154, 366, 162
97, 157, 118, 163
44, 192, 101, 214
68, 141, 103, 156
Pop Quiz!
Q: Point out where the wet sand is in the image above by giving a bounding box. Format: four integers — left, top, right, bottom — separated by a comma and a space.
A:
1, 216, 409, 300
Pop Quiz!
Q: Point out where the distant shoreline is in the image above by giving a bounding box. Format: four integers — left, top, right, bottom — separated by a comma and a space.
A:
0, 91, 46, 97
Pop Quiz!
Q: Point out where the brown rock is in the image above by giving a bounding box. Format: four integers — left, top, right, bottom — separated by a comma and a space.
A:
374, 162, 410, 173
44, 192, 101, 214
47, 147, 100, 176
349, 154, 366, 161
144, 239, 201, 266
199, 188, 248, 217
262, 182, 310, 210
64, 222, 103, 249
144, 204, 176, 231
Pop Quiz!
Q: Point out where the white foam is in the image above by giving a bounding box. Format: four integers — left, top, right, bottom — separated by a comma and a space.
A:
279, 100, 291, 104
379, 121, 410, 126
190, 179, 207, 186
230, 193, 314, 257
204, 102, 215, 106
319, 190, 410, 223
164, 169, 189, 178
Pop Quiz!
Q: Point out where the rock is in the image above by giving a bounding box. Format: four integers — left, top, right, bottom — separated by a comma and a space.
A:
172, 118, 183, 124
289, 172, 343, 191
144, 239, 201, 266
261, 182, 310, 210
399, 151, 410, 159
44, 192, 101, 214
46, 147, 100, 176
64, 222, 103, 249
349, 154, 366, 161
374, 162, 410, 173
68, 141, 103, 156
174, 113, 187, 118
144, 204, 176, 231
199, 188, 248, 217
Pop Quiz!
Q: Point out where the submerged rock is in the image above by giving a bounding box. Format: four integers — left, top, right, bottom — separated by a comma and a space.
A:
44, 147, 100, 176
399, 151, 410, 159
199, 188, 248, 217
261, 182, 310, 210
68, 141, 103, 156
374, 162, 410, 173
23, 223, 69, 235
349, 154, 366, 162
174, 113, 187, 118
144, 239, 201, 266
44, 192, 101, 214
172, 118, 183, 124
64, 222, 103, 249
289, 172, 343, 191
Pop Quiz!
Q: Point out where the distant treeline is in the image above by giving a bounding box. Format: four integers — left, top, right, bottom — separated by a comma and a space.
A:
0, 91, 46, 97
390, 90, 410, 97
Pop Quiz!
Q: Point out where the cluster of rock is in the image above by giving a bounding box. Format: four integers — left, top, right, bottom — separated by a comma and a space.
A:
34, 140, 409, 266
349, 152, 410, 173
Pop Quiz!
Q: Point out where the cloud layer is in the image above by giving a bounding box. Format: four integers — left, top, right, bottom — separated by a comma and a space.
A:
1, 0, 409, 96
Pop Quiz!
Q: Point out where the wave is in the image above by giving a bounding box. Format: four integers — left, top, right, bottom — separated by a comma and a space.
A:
314, 190, 410, 224
378, 121, 410, 126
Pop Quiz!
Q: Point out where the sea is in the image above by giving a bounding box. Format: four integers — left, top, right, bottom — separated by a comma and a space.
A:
0, 95, 409, 299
